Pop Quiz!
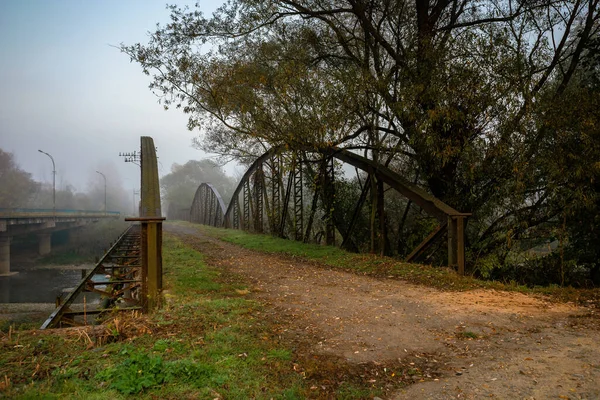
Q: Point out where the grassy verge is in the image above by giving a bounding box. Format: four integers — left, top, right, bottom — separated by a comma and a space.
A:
0, 234, 306, 399
176, 222, 600, 308
3, 223, 596, 398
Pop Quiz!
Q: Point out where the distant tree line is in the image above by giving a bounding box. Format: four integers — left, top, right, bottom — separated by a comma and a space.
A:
0, 149, 131, 213
160, 159, 236, 220
123, 0, 600, 286
0, 149, 40, 208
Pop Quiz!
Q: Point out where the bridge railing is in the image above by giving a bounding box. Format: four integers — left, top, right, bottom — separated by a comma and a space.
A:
0, 208, 121, 218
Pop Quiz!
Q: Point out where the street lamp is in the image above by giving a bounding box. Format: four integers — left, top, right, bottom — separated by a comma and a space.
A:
38, 149, 56, 215
95, 171, 107, 213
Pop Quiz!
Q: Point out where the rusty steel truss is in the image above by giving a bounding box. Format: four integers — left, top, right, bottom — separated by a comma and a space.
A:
41, 225, 143, 329
42, 137, 165, 329
190, 183, 228, 228
188, 147, 470, 274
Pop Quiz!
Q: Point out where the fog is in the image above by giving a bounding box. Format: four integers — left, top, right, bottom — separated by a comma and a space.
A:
0, 0, 239, 206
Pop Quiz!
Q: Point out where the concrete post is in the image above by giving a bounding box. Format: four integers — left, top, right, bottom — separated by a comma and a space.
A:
38, 233, 52, 255
142, 219, 163, 311
0, 235, 11, 276
133, 136, 164, 312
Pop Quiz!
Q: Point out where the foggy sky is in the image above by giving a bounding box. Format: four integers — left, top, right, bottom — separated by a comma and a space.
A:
0, 0, 235, 197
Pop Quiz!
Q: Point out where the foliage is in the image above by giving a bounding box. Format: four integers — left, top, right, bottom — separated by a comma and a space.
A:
0, 149, 39, 208
96, 347, 216, 395
122, 0, 600, 282
96, 349, 166, 394
161, 159, 235, 219
459, 331, 479, 339
0, 147, 131, 213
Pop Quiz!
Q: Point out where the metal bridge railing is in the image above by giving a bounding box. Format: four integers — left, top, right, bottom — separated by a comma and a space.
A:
41, 225, 142, 329
0, 208, 121, 217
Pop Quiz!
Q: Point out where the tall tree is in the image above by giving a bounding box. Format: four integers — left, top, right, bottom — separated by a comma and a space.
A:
123, 0, 600, 272
0, 149, 39, 208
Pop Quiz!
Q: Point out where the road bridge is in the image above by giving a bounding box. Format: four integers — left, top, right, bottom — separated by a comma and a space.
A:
0, 208, 120, 276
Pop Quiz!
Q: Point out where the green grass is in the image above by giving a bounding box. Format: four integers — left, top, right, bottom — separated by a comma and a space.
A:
0, 234, 307, 399
180, 222, 600, 307
1, 232, 409, 399
3, 222, 597, 398
459, 331, 479, 339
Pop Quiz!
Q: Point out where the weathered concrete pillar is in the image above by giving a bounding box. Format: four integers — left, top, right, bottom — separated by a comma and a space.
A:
0, 235, 11, 276
127, 136, 164, 313
142, 219, 163, 311
38, 233, 52, 255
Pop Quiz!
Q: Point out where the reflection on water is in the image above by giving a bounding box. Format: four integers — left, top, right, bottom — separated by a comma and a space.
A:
0, 265, 102, 304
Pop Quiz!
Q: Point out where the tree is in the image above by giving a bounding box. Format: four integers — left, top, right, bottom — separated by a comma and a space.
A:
536, 55, 600, 285
161, 159, 236, 217
0, 149, 39, 208
123, 0, 600, 278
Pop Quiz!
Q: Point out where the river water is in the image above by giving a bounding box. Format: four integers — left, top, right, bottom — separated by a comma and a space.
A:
1, 246, 107, 325
0, 266, 89, 303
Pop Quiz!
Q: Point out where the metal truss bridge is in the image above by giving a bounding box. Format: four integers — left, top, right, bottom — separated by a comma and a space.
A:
176, 147, 470, 274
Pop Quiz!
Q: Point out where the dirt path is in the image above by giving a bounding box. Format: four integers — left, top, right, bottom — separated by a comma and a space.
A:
167, 224, 600, 399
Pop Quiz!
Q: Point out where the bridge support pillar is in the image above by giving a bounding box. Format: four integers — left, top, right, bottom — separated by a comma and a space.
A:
142, 219, 163, 311
38, 233, 52, 255
0, 235, 16, 276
